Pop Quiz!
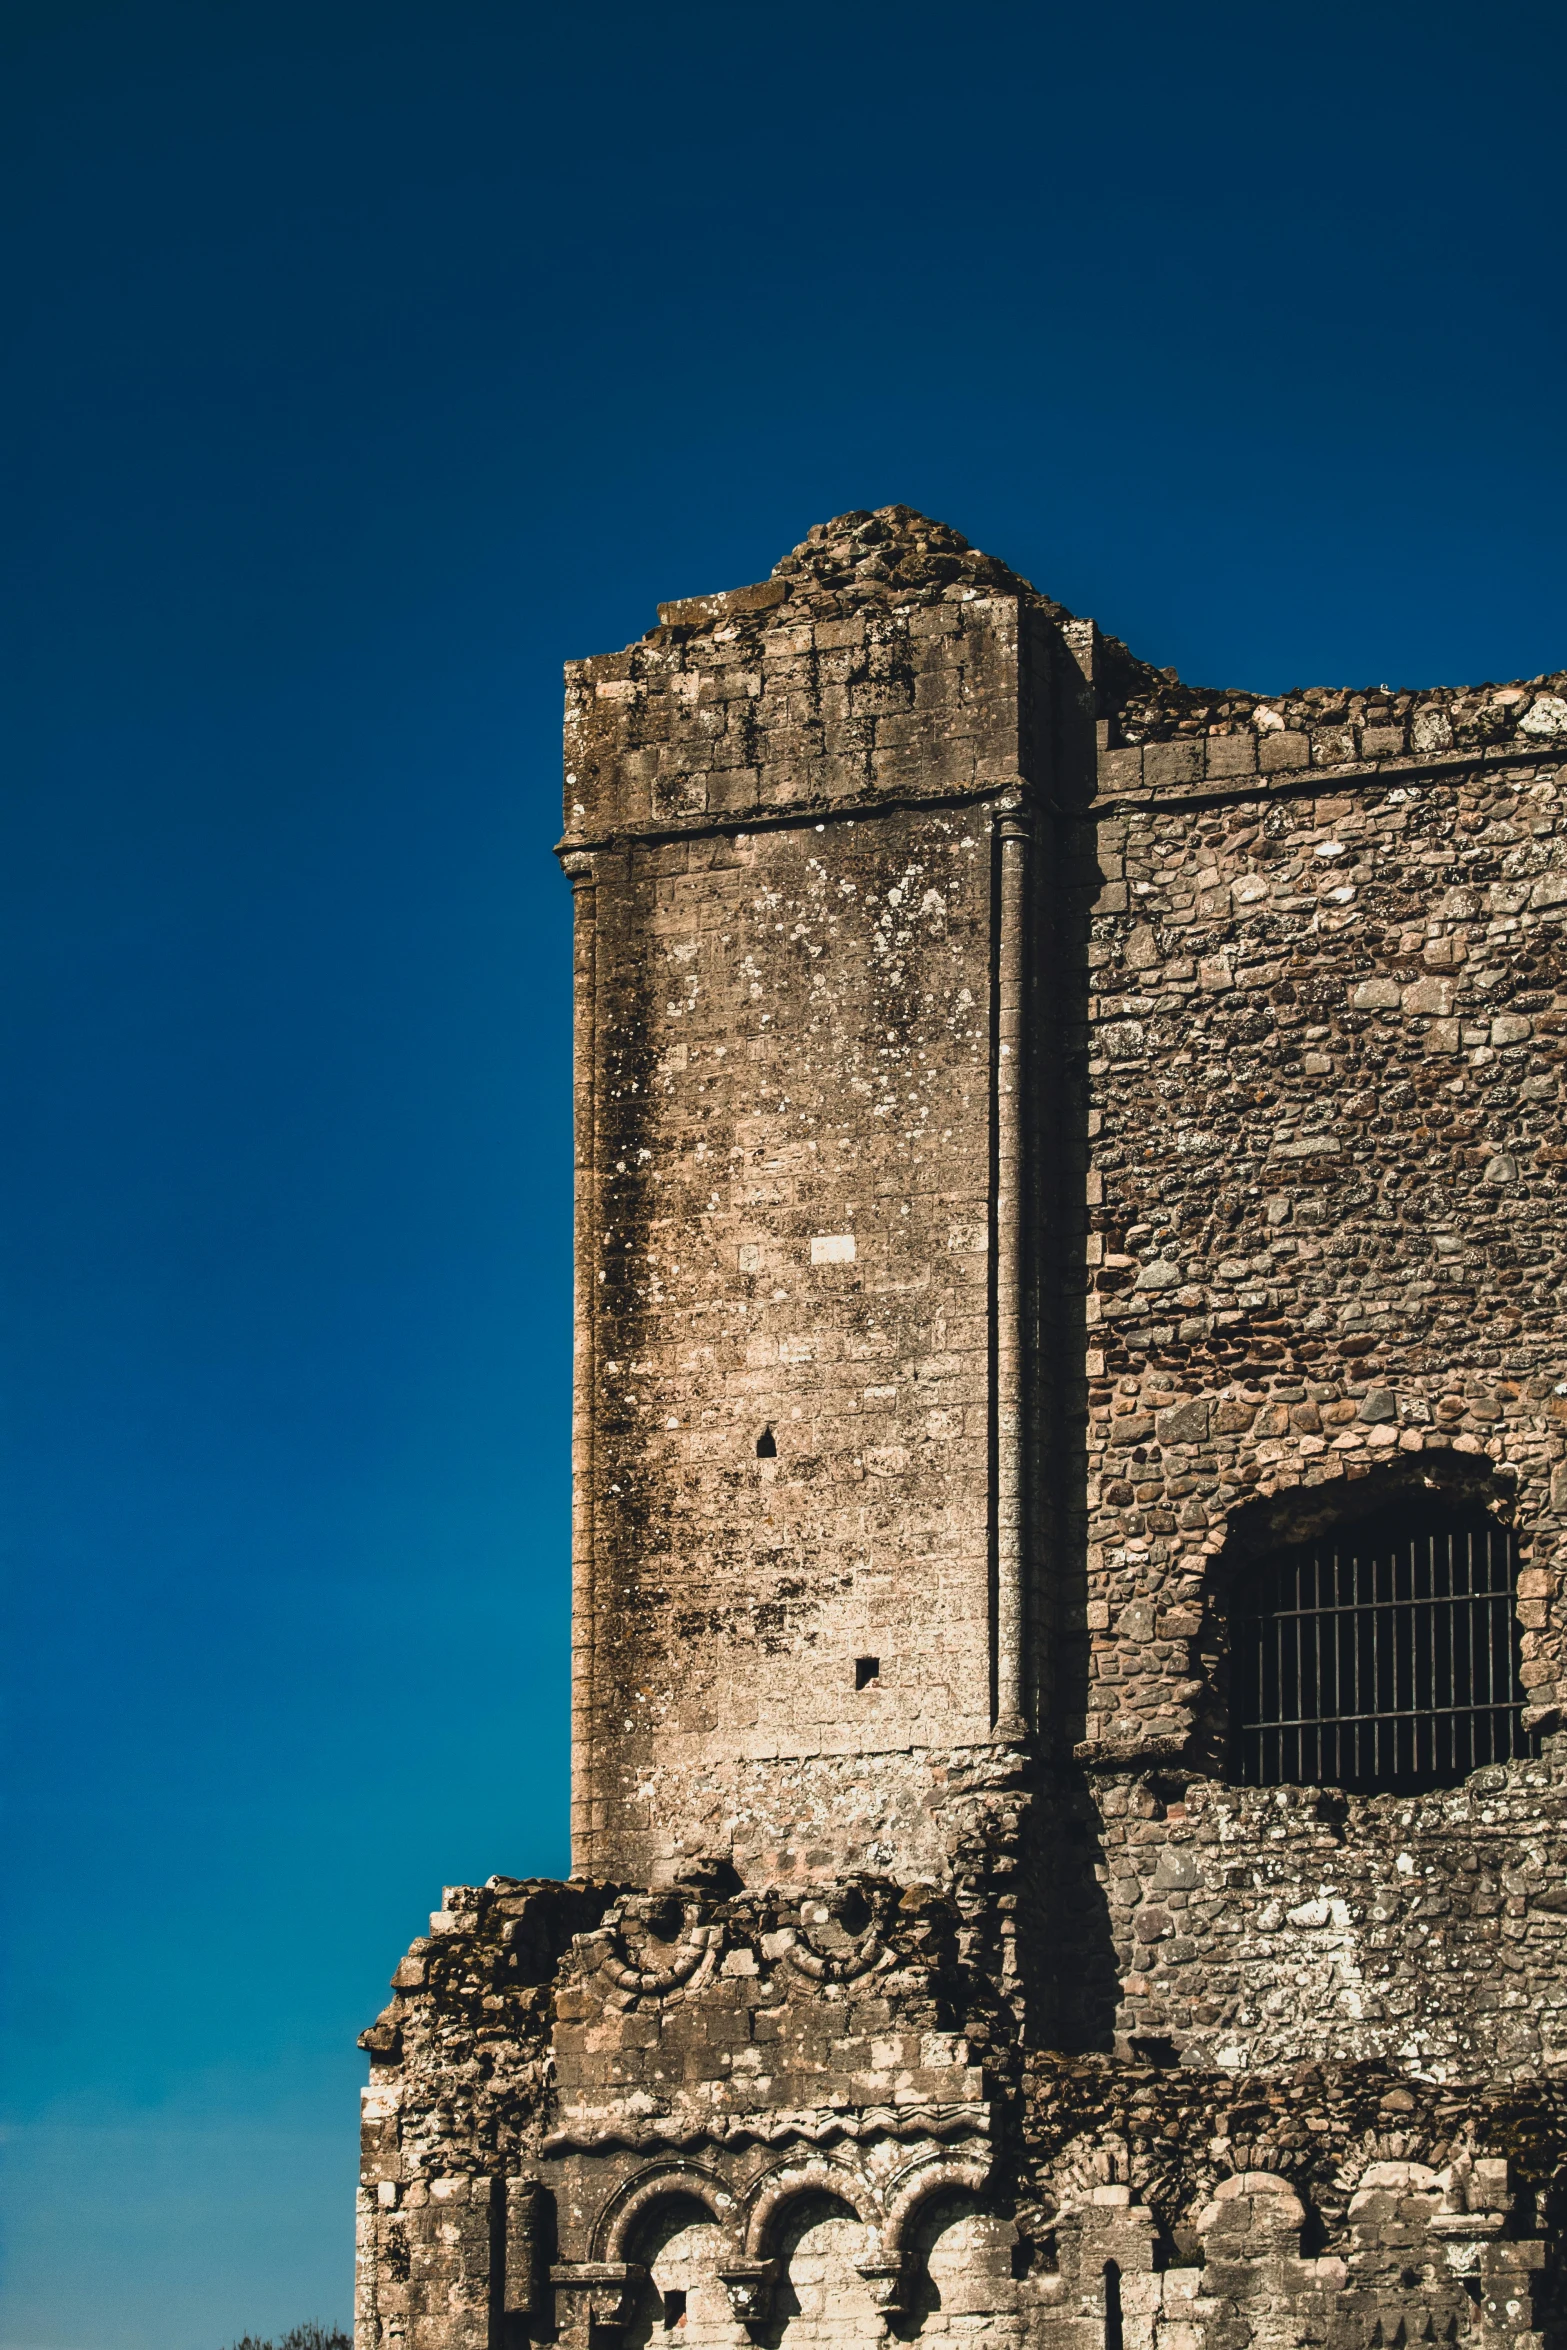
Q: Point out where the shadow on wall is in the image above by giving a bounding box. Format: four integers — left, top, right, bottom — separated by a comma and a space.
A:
617, 2187, 1019, 2350
619, 2195, 728, 2350
1043, 803, 1118, 2052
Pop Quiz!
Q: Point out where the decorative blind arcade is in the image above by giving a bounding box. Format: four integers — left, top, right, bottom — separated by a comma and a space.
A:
1233, 1504, 1528, 1792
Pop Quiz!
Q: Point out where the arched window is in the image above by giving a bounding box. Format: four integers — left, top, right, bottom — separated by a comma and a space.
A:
1232, 1499, 1528, 1792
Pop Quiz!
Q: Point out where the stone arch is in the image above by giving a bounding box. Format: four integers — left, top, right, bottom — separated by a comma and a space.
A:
1348, 2159, 1440, 2215
885, 2159, 1013, 2330
611, 2185, 735, 2350
742, 2159, 872, 2260
591, 1898, 717, 2000
883, 2156, 994, 2256
1212, 1449, 1515, 1583
594, 2160, 738, 2264
762, 2183, 880, 2347
1194, 2170, 1306, 2251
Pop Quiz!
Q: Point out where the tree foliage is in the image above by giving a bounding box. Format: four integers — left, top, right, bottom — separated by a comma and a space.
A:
225, 2325, 352, 2350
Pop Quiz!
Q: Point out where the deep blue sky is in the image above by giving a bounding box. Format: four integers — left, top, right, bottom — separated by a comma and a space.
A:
3, 2, 1565, 2344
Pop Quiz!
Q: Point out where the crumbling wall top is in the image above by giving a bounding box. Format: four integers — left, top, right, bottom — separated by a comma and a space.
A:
569, 506, 1567, 823
642, 505, 1072, 638
763, 505, 1062, 614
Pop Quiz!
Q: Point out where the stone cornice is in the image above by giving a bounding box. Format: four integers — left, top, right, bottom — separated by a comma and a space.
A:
540, 2100, 993, 2158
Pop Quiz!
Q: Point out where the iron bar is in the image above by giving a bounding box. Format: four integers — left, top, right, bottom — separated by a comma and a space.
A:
1234, 1509, 1527, 1791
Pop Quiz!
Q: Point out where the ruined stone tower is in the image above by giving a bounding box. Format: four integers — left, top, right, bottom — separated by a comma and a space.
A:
357, 508, 1567, 2350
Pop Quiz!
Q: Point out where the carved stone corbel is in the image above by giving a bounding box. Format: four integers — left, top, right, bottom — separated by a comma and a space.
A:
856, 2256, 914, 2322
550, 2260, 647, 2347
717, 2258, 781, 2327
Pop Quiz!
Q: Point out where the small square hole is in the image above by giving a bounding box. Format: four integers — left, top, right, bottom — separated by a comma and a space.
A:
855, 1656, 880, 1689
662, 2291, 687, 2330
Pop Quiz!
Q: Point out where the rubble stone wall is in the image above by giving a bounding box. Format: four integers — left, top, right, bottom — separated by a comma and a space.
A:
1052, 1750, 1567, 2070
1072, 727, 1567, 2050
1100, 674, 1567, 774
1078, 751, 1567, 1765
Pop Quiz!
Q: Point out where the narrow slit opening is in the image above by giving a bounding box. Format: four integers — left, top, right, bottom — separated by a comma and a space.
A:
756, 1427, 776, 1458
1103, 2262, 1123, 2350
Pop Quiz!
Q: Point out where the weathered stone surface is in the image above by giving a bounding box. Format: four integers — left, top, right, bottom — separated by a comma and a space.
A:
357, 509, 1567, 2350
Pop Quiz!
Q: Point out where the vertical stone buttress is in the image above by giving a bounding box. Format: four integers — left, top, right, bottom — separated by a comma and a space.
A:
556, 513, 1090, 1889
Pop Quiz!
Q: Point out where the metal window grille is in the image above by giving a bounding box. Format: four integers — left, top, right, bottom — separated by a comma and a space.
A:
1233, 1504, 1529, 1792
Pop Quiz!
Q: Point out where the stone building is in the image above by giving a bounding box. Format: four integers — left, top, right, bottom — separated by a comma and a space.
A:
355, 508, 1567, 2350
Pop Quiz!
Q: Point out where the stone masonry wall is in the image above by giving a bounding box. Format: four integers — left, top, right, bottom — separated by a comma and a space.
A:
357, 1868, 1567, 2350
1065, 651, 1567, 2071
1078, 752, 1567, 1763
561, 508, 1067, 849
561, 508, 1085, 1889
581, 810, 1001, 1886
356, 1879, 613, 2350
356, 1865, 1022, 2350
1102, 673, 1567, 773
1052, 1746, 1567, 2070
356, 509, 1567, 2350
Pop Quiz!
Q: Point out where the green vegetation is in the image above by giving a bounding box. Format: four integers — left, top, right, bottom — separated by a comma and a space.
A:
225, 2326, 351, 2350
